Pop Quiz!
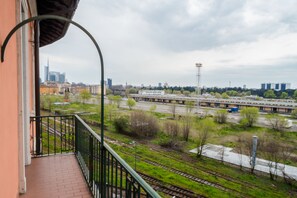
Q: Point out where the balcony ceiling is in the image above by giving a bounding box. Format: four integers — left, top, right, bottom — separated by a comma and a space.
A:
37, 0, 79, 47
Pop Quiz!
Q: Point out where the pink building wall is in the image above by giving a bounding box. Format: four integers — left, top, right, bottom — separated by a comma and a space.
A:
0, 0, 34, 197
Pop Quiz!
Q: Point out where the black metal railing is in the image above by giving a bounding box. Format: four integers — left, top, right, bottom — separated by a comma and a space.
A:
30, 115, 75, 156
30, 115, 160, 198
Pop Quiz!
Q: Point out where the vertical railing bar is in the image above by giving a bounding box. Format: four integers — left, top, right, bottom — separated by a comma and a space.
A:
54, 116, 56, 154
89, 135, 94, 192
47, 117, 49, 155
137, 182, 141, 198
107, 151, 110, 198
94, 137, 97, 198
40, 117, 43, 155
60, 116, 62, 154
108, 155, 114, 195
65, 116, 67, 152
120, 166, 122, 198
115, 160, 118, 198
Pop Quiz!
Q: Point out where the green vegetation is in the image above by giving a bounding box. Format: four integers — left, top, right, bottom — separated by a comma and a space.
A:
240, 107, 259, 127
45, 99, 297, 197
79, 89, 91, 104
126, 98, 136, 110
264, 89, 276, 98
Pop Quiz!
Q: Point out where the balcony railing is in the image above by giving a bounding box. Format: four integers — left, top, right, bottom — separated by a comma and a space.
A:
30, 115, 160, 198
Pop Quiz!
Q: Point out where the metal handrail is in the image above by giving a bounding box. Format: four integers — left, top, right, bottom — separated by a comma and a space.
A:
74, 115, 160, 198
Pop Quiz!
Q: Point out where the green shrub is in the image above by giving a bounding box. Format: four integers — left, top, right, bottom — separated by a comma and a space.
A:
113, 116, 129, 134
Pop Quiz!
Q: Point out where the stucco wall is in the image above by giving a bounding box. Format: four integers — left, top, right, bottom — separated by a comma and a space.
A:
0, 0, 20, 197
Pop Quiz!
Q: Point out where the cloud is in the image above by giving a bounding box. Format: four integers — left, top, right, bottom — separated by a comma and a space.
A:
39, 0, 297, 88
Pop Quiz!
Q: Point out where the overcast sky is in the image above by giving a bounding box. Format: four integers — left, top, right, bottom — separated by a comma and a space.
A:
40, 0, 297, 88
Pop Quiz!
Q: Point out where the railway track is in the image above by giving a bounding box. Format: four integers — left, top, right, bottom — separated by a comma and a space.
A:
149, 148, 270, 192
138, 172, 206, 198
119, 150, 245, 198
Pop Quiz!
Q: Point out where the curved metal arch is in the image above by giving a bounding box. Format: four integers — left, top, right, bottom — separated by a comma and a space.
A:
0, 15, 105, 145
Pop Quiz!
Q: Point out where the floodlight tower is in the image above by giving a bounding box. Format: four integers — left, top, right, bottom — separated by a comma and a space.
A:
196, 63, 202, 114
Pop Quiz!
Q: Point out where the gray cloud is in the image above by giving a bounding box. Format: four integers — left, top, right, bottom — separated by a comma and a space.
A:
40, 0, 297, 88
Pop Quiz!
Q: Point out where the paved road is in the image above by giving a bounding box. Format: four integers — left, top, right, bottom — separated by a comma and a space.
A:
190, 144, 297, 180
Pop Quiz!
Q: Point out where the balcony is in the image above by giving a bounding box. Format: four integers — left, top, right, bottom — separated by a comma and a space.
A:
26, 115, 159, 198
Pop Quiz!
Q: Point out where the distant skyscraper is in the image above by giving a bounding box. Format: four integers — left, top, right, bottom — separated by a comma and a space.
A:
158, 82, 162, 87
261, 83, 291, 91
59, 73, 66, 83
107, 78, 112, 88
44, 65, 49, 82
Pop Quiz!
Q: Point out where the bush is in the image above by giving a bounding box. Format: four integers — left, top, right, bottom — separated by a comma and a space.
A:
158, 135, 184, 151
130, 111, 159, 137
113, 116, 129, 134
214, 109, 228, 124
164, 121, 180, 137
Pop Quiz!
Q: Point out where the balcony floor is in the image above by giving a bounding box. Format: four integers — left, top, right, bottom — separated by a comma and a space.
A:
20, 154, 92, 198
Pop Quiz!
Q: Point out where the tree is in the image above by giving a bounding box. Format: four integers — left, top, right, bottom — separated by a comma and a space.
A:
113, 95, 122, 108
291, 108, 297, 119
196, 119, 214, 157
183, 90, 191, 97
173, 90, 181, 95
41, 95, 62, 113
280, 92, 288, 99
214, 109, 228, 124
106, 88, 112, 95
264, 90, 276, 98
293, 90, 297, 100
265, 114, 288, 134
240, 107, 259, 127
127, 98, 136, 110
185, 101, 194, 114
215, 93, 221, 98
182, 115, 192, 141
262, 139, 282, 180
226, 90, 238, 96
164, 121, 180, 137
106, 104, 117, 122
170, 100, 177, 119
80, 89, 91, 104
222, 92, 229, 99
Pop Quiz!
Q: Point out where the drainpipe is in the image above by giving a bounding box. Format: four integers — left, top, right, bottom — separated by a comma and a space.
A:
34, 21, 41, 155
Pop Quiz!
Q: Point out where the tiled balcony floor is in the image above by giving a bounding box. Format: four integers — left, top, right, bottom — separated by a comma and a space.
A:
20, 154, 92, 198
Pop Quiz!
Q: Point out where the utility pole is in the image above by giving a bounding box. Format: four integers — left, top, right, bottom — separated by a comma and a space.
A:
196, 63, 202, 114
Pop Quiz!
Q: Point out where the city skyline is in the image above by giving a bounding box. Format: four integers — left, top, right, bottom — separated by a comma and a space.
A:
40, 0, 297, 88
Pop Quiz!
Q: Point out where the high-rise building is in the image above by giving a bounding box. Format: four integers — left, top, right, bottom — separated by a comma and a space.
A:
44, 65, 49, 82
59, 73, 66, 83
261, 83, 291, 91
107, 78, 112, 88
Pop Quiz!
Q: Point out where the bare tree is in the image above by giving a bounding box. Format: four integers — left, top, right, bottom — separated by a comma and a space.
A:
265, 114, 288, 136
219, 145, 225, 163
164, 121, 180, 137
197, 119, 214, 157
185, 101, 194, 114
181, 114, 192, 141
262, 139, 282, 180
170, 100, 177, 119
237, 136, 244, 170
